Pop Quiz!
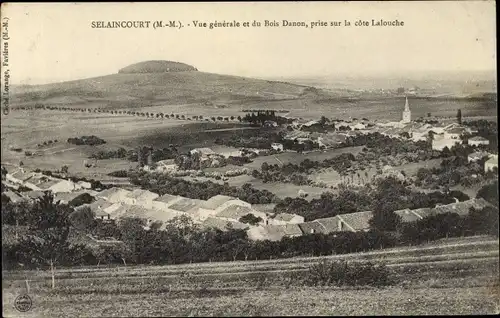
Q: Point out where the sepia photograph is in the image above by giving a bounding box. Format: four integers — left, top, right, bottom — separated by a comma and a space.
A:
1, 1, 498, 316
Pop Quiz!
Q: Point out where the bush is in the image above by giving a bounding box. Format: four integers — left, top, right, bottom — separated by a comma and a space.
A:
304, 260, 394, 287
108, 170, 129, 178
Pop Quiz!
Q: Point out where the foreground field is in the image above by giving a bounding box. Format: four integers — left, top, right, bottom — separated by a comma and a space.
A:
3, 236, 499, 317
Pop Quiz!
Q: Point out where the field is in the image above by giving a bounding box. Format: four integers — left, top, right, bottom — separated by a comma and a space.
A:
2, 236, 499, 316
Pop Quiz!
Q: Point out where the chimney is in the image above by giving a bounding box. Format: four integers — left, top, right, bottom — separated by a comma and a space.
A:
310, 228, 315, 234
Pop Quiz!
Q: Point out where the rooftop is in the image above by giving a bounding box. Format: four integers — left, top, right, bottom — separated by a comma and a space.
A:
126, 189, 159, 201
169, 197, 204, 212
469, 136, 489, 141
203, 194, 236, 210
274, 213, 302, 222
336, 211, 373, 231
202, 217, 248, 231
216, 205, 263, 221
154, 193, 182, 204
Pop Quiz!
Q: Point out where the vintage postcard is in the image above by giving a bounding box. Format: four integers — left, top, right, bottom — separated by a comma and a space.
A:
1, 1, 498, 316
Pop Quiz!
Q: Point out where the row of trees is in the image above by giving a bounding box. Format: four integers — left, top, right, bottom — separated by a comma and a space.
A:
67, 135, 106, 146
35, 105, 245, 124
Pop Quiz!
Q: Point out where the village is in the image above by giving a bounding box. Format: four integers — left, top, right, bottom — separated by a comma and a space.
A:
2, 97, 498, 242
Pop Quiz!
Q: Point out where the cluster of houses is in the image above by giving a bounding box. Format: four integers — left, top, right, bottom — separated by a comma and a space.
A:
1, 165, 495, 244
247, 197, 492, 241
5, 167, 93, 194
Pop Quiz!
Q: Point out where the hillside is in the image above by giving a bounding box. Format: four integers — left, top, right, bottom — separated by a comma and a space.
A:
10, 61, 312, 108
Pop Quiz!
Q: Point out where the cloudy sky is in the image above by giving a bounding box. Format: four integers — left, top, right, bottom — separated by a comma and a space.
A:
3, 1, 496, 84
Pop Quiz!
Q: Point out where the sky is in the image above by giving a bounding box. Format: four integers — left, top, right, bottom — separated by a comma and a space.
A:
2, 1, 497, 85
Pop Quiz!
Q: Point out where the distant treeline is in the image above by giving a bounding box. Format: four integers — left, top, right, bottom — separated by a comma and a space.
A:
242, 109, 289, 113
67, 136, 106, 146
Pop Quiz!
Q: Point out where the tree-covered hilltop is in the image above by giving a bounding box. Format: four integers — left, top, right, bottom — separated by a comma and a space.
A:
118, 60, 198, 73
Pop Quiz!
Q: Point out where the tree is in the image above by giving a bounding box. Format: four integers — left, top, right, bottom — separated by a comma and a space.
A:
457, 109, 462, 124
69, 207, 96, 232
16, 192, 83, 289
61, 165, 69, 174
476, 181, 499, 207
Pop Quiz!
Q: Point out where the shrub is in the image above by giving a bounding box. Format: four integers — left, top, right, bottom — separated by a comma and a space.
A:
108, 170, 129, 178
304, 260, 394, 287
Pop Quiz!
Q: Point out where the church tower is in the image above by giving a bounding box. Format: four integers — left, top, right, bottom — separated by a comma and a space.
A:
402, 96, 411, 123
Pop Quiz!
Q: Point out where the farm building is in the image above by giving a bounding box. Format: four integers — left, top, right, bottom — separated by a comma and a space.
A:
203, 195, 251, 212
39, 179, 79, 193
468, 151, 490, 163
96, 187, 132, 203
271, 143, 284, 151
169, 197, 205, 215
298, 219, 331, 235
151, 194, 183, 211
190, 147, 215, 158
247, 223, 303, 241
202, 217, 249, 232
485, 155, 498, 173
123, 189, 159, 208
269, 213, 305, 225
444, 127, 466, 140
2, 190, 27, 204
468, 136, 490, 147
432, 134, 462, 151
155, 159, 178, 172
216, 205, 267, 224
77, 180, 92, 189
54, 190, 95, 205
252, 203, 277, 214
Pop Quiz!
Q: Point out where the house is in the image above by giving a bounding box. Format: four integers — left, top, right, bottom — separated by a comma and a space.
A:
468, 136, 490, 147
317, 134, 347, 148
44, 179, 78, 193
203, 195, 251, 212
190, 148, 215, 158
444, 127, 466, 140
271, 143, 284, 152
77, 181, 92, 189
2, 190, 26, 204
252, 203, 277, 215
432, 135, 462, 151
54, 190, 95, 205
23, 190, 46, 201
393, 209, 424, 222
263, 120, 278, 128
123, 189, 159, 208
152, 194, 183, 211
247, 223, 303, 241
156, 159, 178, 172
298, 220, 331, 235
96, 187, 131, 203
6, 169, 44, 190
168, 197, 205, 215
350, 123, 366, 130
468, 151, 489, 163
269, 213, 304, 225
202, 217, 249, 231
485, 155, 498, 173
334, 211, 374, 232
216, 205, 267, 224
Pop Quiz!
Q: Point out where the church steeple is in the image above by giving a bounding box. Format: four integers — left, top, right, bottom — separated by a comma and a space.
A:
402, 96, 411, 123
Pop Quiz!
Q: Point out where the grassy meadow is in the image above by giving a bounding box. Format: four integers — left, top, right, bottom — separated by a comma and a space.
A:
2, 236, 499, 317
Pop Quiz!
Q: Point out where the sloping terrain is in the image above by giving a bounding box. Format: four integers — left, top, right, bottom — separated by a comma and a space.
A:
10, 63, 311, 108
